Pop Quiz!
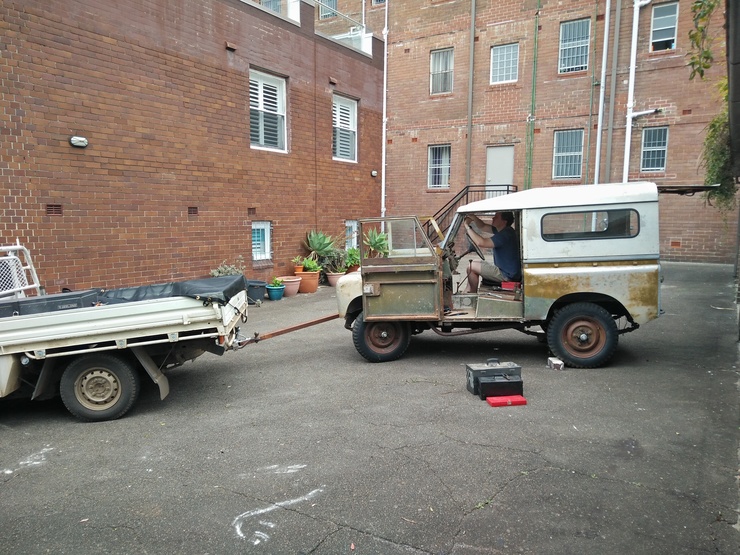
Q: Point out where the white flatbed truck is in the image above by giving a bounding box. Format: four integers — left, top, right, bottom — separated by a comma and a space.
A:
0, 243, 249, 421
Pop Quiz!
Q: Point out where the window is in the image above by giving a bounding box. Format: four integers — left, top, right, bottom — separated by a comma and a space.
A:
641, 127, 669, 171
542, 210, 639, 241
553, 129, 584, 179
319, 0, 337, 19
345, 220, 358, 249
428, 144, 451, 189
491, 43, 519, 84
333, 95, 357, 162
651, 3, 678, 51
430, 48, 453, 94
251, 221, 272, 261
559, 19, 590, 74
249, 70, 286, 151
261, 0, 281, 13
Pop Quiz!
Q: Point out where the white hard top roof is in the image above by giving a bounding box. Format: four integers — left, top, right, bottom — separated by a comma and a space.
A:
456, 182, 659, 214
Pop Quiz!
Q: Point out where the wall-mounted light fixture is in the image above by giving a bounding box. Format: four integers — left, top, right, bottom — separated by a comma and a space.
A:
69, 136, 88, 148
370, 170, 378, 177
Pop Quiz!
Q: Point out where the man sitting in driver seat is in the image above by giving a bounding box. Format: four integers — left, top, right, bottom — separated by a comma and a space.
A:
463, 211, 521, 293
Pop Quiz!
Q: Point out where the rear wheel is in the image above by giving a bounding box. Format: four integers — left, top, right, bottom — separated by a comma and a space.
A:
60, 354, 140, 421
547, 302, 618, 368
352, 312, 411, 362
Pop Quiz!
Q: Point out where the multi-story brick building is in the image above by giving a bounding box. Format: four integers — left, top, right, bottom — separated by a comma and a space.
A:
1, 0, 384, 290
326, 0, 736, 263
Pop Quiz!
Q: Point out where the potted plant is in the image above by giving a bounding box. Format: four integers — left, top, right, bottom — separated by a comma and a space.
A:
291, 255, 304, 274
304, 230, 335, 262
363, 228, 389, 258
345, 247, 360, 273
295, 256, 321, 293
322, 248, 347, 286
277, 274, 302, 297
266, 277, 285, 301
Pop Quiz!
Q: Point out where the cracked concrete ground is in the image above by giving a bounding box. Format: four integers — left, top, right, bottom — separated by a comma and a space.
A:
1, 262, 738, 554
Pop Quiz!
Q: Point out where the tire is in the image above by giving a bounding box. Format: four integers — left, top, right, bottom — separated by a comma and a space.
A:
60, 354, 141, 422
352, 312, 411, 363
546, 302, 618, 368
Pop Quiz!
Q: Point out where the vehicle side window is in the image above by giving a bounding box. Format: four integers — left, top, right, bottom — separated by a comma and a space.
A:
541, 209, 639, 241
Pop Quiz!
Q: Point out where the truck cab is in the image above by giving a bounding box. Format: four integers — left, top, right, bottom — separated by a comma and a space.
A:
336, 181, 664, 368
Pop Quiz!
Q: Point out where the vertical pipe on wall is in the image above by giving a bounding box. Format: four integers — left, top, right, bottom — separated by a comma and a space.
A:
523, 1, 541, 190
594, 0, 611, 184
584, 0, 600, 185
605, 0, 623, 181
465, 0, 477, 189
381, 0, 389, 217
622, 0, 651, 183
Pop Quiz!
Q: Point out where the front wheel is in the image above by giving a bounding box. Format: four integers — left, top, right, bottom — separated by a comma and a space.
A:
60, 354, 141, 421
352, 312, 411, 363
547, 302, 618, 368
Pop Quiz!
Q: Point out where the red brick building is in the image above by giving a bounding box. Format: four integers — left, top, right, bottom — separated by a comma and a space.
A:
1, 0, 384, 290
335, 0, 736, 263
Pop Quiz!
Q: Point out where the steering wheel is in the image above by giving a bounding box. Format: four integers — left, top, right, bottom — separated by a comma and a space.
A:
464, 225, 486, 260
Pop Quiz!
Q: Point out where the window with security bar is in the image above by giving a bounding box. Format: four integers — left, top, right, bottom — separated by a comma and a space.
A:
553, 129, 584, 179
491, 43, 519, 84
249, 70, 286, 151
559, 19, 590, 74
345, 220, 358, 249
319, 0, 337, 19
333, 95, 357, 162
651, 2, 678, 51
430, 48, 453, 94
641, 127, 669, 172
261, 0, 281, 14
428, 144, 451, 189
251, 221, 272, 261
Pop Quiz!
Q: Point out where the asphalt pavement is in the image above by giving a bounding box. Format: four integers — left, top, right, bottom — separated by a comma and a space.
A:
1, 261, 739, 554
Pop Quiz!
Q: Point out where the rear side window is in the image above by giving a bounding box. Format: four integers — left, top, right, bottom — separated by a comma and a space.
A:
542, 209, 639, 241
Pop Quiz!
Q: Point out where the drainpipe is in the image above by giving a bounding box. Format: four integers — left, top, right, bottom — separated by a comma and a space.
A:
381, 1, 388, 217
523, 1, 541, 190
605, 0, 622, 182
594, 0, 611, 184
465, 0, 477, 189
622, 0, 651, 183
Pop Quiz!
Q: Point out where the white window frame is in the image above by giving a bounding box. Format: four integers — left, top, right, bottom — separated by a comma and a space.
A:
650, 2, 678, 52
490, 43, 519, 84
249, 70, 286, 152
430, 48, 454, 95
372, 0, 386, 5
428, 144, 451, 189
558, 19, 590, 74
332, 95, 357, 162
552, 129, 584, 179
261, 0, 281, 14
345, 220, 358, 249
641, 127, 669, 172
319, 0, 337, 19
251, 221, 272, 261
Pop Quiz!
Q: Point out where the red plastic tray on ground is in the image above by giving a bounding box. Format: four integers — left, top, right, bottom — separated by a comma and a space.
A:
486, 395, 527, 407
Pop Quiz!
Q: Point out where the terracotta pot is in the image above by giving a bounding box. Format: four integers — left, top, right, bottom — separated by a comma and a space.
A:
345, 265, 360, 273
325, 272, 344, 286
293, 265, 303, 274
294, 270, 319, 293
278, 276, 301, 297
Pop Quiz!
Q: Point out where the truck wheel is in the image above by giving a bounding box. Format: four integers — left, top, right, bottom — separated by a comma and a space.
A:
547, 302, 618, 368
352, 312, 411, 362
60, 354, 140, 422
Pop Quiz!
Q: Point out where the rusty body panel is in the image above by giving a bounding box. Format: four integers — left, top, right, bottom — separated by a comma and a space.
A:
523, 260, 660, 323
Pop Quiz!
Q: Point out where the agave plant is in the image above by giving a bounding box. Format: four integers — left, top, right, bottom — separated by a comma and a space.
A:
363, 228, 389, 258
303, 230, 335, 261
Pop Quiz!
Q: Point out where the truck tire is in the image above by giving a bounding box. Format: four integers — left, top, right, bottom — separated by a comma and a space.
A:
60, 354, 140, 422
352, 312, 411, 363
547, 302, 618, 368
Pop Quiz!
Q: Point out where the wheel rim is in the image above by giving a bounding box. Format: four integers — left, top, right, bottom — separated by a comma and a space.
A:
74, 368, 121, 410
365, 321, 405, 354
560, 317, 607, 358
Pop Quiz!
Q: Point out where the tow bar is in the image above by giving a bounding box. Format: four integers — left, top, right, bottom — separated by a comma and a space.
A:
237, 313, 339, 347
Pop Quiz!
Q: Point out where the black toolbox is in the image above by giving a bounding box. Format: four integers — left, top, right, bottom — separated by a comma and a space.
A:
14, 289, 99, 315
465, 358, 522, 397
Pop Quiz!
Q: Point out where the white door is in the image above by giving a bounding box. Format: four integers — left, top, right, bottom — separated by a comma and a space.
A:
485, 145, 514, 197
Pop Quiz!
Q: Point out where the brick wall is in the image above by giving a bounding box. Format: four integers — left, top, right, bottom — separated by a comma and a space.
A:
0, 0, 383, 290
382, 0, 738, 263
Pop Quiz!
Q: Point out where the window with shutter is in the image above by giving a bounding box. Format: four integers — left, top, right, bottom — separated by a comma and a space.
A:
332, 95, 357, 162
249, 70, 286, 151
